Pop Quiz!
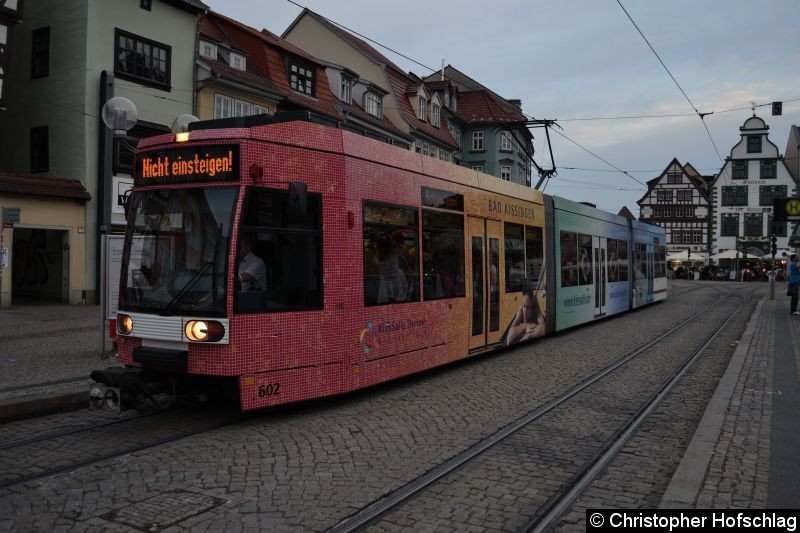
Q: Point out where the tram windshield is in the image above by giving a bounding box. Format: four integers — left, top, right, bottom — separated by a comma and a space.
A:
119, 187, 237, 317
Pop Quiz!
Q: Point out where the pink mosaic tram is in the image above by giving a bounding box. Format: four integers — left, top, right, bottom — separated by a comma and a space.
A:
90, 112, 666, 413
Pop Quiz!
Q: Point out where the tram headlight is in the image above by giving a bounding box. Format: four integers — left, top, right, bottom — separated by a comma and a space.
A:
118, 314, 133, 335
184, 320, 225, 343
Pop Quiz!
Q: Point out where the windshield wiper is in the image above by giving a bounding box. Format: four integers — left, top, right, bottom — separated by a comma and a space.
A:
160, 261, 213, 316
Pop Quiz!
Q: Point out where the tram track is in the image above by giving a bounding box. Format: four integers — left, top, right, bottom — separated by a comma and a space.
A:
0, 404, 248, 490
326, 284, 753, 532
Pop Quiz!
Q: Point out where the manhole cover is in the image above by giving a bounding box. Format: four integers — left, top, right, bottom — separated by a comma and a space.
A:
102, 490, 226, 531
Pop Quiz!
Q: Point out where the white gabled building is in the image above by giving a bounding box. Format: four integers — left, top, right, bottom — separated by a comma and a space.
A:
709, 116, 798, 259
637, 158, 711, 256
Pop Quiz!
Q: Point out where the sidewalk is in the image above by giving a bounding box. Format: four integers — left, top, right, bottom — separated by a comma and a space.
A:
660, 289, 800, 508
0, 303, 120, 422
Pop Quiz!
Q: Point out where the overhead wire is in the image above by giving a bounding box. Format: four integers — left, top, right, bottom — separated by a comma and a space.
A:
615, 0, 724, 164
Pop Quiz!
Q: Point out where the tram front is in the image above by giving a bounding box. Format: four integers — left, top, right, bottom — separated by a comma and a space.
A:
91, 142, 240, 412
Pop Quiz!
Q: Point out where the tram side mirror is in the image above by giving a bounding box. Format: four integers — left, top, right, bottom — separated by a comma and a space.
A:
288, 181, 308, 218
121, 189, 133, 221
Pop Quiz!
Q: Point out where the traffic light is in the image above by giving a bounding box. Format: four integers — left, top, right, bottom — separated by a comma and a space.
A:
772, 101, 783, 116
771, 236, 778, 256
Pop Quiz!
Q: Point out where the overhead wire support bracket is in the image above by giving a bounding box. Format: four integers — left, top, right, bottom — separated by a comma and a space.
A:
525, 119, 559, 190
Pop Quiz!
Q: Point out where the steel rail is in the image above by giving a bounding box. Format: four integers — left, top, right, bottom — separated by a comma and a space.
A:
326, 285, 731, 533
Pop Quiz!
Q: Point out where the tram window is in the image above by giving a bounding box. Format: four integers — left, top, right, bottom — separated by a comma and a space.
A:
656, 245, 667, 277
608, 240, 619, 283
504, 222, 524, 292
363, 202, 419, 306
616, 239, 629, 282
236, 188, 322, 313
560, 231, 578, 287
422, 210, 465, 300
578, 233, 593, 285
525, 225, 543, 288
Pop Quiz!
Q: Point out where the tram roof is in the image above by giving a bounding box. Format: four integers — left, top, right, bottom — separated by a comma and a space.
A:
138, 112, 544, 205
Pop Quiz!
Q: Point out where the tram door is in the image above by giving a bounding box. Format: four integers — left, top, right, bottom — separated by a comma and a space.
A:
593, 236, 608, 317
468, 217, 503, 351
646, 245, 655, 301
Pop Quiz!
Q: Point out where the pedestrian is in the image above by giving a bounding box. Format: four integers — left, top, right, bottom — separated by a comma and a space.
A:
788, 254, 800, 315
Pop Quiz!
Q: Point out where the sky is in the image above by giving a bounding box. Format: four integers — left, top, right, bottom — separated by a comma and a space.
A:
203, 0, 800, 216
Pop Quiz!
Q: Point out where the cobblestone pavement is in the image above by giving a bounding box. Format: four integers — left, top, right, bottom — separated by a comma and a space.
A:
0, 283, 785, 531
0, 303, 118, 405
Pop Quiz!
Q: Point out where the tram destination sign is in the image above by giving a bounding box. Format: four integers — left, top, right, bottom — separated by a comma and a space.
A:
134, 144, 240, 186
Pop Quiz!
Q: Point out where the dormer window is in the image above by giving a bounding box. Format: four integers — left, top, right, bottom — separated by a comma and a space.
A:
200, 40, 217, 60
289, 59, 314, 96
365, 92, 382, 118
432, 104, 440, 127
230, 52, 246, 71
418, 97, 427, 121
340, 75, 352, 103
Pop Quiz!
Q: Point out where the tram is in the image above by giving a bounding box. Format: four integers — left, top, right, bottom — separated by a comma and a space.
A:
90, 112, 666, 413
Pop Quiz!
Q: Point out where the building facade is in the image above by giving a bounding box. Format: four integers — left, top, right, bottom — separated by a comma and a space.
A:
637, 158, 710, 255
424, 66, 533, 187
709, 116, 798, 259
785, 125, 800, 182
282, 8, 460, 161
0, 0, 205, 307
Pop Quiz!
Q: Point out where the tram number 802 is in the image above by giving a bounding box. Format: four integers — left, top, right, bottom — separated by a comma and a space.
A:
258, 383, 281, 397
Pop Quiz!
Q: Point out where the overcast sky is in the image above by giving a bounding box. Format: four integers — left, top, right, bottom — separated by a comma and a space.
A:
204, 0, 800, 215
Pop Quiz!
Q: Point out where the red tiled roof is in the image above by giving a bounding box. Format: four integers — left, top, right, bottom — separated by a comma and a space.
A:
0, 173, 91, 202
200, 11, 341, 120
617, 206, 637, 220
456, 90, 526, 125
385, 68, 459, 150
339, 100, 411, 141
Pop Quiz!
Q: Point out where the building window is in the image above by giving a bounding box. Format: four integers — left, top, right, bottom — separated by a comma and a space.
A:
30, 126, 48, 172
289, 59, 314, 95
432, 104, 440, 127
677, 190, 692, 202
233, 99, 251, 117
453, 127, 461, 147
364, 92, 382, 118
657, 190, 673, 203
663, 208, 672, 217
472, 131, 484, 151
252, 105, 269, 115
720, 214, 738, 237
229, 53, 246, 71
732, 161, 748, 179
666, 171, 681, 184
140, 0, 152, 10
743, 213, 763, 237
759, 185, 787, 206
31, 27, 50, 78
199, 40, 217, 60
214, 94, 231, 119
721, 186, 748, 206
439, 150, 449, 162
340, 75, 351, 103
501, 131, 513, 151
114, 29, 171, 89
471, 165, 484, 172
500, 165, 512, 181
769, 215, 788, 237
747, 135, 762, 153
418, 97, 427, 121
760, 159, 776, 179
692, 231, 703, 244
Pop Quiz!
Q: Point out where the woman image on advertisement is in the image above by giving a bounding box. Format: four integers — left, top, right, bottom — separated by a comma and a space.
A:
506, 289, 545, 345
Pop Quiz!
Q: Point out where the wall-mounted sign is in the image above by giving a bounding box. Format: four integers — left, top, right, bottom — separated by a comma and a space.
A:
134, 144, 239, 186
2, 207, 20, 224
